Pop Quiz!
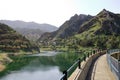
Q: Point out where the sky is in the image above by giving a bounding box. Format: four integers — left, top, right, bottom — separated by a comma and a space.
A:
0, 0, 120, 27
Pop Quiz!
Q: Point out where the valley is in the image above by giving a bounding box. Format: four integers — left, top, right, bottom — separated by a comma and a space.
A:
0, 9, 120, 80
0, 20, 58, 41
0, 51, 83, 80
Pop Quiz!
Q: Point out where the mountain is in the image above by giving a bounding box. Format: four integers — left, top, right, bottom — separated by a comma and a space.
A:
78, 9, 120, 35
13, 28, 44, 41
75, 9, 120, 49
39, 14, 93, 41
39, 9, 120, 49
0, 20, 58, 41
0, 23, 39, 52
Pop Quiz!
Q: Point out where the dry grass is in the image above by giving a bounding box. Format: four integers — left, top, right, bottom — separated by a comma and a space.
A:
0, 53, 12, 72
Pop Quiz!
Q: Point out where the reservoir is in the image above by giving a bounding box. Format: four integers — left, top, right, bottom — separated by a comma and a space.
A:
0, 51, 79, 80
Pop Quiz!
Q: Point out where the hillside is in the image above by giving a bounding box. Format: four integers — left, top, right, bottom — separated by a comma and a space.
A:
14, 28, 44, 41
39, 14, 93, 41
75, 9, 120, 49
39, 9, 120, 50
78, 9, 120, 35
0, 20, 58, 41
0, 23, 39, 52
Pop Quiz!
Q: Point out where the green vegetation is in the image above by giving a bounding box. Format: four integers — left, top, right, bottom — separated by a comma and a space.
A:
1, 9, 120, 79
39, 9, 120, 50
74, 34, 120, 49
0, 23, 40, 53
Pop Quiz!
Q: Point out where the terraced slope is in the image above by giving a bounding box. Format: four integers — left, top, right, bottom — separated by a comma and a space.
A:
0, 23, 39, 52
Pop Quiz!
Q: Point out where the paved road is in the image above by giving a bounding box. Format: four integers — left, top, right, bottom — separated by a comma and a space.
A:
86, 54, 116, 80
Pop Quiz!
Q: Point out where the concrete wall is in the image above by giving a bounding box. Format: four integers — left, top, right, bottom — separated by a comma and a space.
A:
69, 51, 106, 80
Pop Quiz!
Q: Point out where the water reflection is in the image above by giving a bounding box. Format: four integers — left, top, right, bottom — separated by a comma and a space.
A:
0, 52, 80, 80
0, 66, 62, 80
28, 51, 60, 57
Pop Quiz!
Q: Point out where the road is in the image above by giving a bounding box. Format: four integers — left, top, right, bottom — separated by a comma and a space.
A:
86, 54, 116, 80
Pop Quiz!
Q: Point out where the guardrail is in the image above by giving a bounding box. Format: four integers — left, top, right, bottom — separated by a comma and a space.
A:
107, 49, 120, 80
60, 49, 100, 80
60, 59, 81, 80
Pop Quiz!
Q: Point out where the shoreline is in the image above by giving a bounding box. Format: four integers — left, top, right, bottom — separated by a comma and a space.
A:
0, 53, 12, 72
0, 64, 5, 72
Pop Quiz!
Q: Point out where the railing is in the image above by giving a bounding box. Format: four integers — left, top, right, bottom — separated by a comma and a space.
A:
60, 49, 100, 80
60, 59, 80, 80
107, 49, 120, 80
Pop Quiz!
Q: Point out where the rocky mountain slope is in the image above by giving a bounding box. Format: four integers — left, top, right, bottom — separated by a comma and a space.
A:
0, 23, 39, 52
0, 20, 58, 41
75, 9, 120, 49
78, 9, 120, 36
39, 14, 93, 41
39, 9, 120, 49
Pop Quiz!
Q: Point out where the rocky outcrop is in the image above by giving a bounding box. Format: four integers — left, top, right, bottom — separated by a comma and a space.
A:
78, 9, 120, 35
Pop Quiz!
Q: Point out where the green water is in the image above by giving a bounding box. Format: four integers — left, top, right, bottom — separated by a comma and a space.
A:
0, 51, 81, 80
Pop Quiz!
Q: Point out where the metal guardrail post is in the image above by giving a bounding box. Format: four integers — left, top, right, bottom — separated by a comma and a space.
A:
78, 58, 81, 69
88, 53, 89, 57
93, 50, 95, 54
63, 70, 67, 80
84, 54, 86, 61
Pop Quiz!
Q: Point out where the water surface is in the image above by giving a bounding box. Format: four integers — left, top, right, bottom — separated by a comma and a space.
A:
0, 51, 80, 80
0, 66, 62, 80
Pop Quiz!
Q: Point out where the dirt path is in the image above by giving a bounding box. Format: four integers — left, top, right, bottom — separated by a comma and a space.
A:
86, 54, 116, 80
